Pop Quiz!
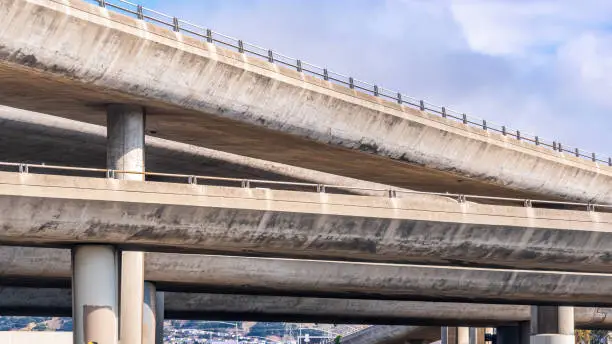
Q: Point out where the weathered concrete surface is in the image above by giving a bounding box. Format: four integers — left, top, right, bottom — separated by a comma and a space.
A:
0, 173, 611, 272
162, 293, 612, 328
0, 0, 611, 202
339, 325, 440, 344
6, 247, 612, 305
0, 105, 413, 196
3, 286, 612, 328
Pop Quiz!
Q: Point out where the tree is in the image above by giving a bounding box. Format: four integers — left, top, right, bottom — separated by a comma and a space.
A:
576, 329, 590, 344
334, 335, 342, 344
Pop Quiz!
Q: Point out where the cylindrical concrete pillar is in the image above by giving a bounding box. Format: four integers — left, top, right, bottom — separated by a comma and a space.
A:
530, 306, 574, 344
469, 328, 485, 344
72, 245, 119, 344
442, 327, 470, 344
107, 104, 146, 344
106, 104, 145, 179
143, 282, 157, 344
155, 291, 165, 344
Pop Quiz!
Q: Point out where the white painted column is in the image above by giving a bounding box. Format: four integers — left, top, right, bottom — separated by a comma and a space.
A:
72, 245, 119, 344
107, 104, 146, 344
469, 328, 485, 344
442, 327, 470, 344
143, 282, 157, 344
530, 306, 574, 344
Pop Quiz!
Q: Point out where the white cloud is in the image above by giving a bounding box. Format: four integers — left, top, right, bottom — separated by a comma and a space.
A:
450, 0, 612, 57
557, 33, 612, 107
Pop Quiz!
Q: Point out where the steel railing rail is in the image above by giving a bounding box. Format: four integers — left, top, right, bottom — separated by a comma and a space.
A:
3, 160, 611, 212
84, 0, 612, 166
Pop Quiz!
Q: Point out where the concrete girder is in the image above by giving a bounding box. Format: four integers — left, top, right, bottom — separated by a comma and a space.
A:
0, 173, 611, 273
0, 105, 408, 196
0, 0, 611, 203
2, 286, 612, 329
6, 248, 612, 309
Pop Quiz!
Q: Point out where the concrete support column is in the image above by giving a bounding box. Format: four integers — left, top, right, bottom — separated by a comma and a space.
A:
143, 282, 164, 344
72, 245, 119, 344
530, 306, 574, 344
155, 291, 165, 344
442, 327, 470, 344
107, 104, 146, 344
469, 328, 485, 344
143, 282, 156, 344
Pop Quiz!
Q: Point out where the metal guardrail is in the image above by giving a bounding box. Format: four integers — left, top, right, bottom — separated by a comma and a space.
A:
82, 0, 612, 167
3, 161, 611, 212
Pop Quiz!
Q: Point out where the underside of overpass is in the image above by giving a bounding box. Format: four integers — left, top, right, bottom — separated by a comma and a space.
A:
1, 0, 611, 204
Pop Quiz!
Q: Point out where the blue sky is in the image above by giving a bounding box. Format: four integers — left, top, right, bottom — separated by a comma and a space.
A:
133, 0, 611, 155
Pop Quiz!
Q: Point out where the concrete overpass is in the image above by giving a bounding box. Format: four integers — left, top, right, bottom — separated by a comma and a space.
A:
5, 246, 612, 312
0, 171, 611, 273
0, 0, 611, 204
0, 105, 411, 194
2, 285, 611, 329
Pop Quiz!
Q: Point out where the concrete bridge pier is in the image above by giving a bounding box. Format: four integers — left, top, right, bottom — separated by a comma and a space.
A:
441, 327, 469, 344
107, 104, 147, 344
469, 328, 485, 344
530, 306, 574, 344
72, 245, 119, 344
497, 322, 530, 344
143, 282, 164, 344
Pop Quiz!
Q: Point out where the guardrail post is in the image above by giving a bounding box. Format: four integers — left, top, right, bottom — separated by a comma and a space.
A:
137, 5, 144, 19
396, 93, 402, 104
373, 85, 379, 97
323, 69, 329, 81
462, 113, 467, 124
535, 136, 539, 145
241, 179, 251, 188
553, 141, 557, 150
592, 153, 596, 162
558, 142, 563, 152
419, 100, 425, 111
206, 29, 213, 43
172, 17, 180, 32
575, 148, 579, 157
18, 163, 28, 174
482, 120, 487, 130
296, 59, 302, 72
502, 126, 506, 136
97, 0, 105, 7
516, 130, 520, 140
609, 157, 611, 166
268, 50, 274, 63
441, 107, 446, 118
349, 77, 354, 89
238, 40, 244, 53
